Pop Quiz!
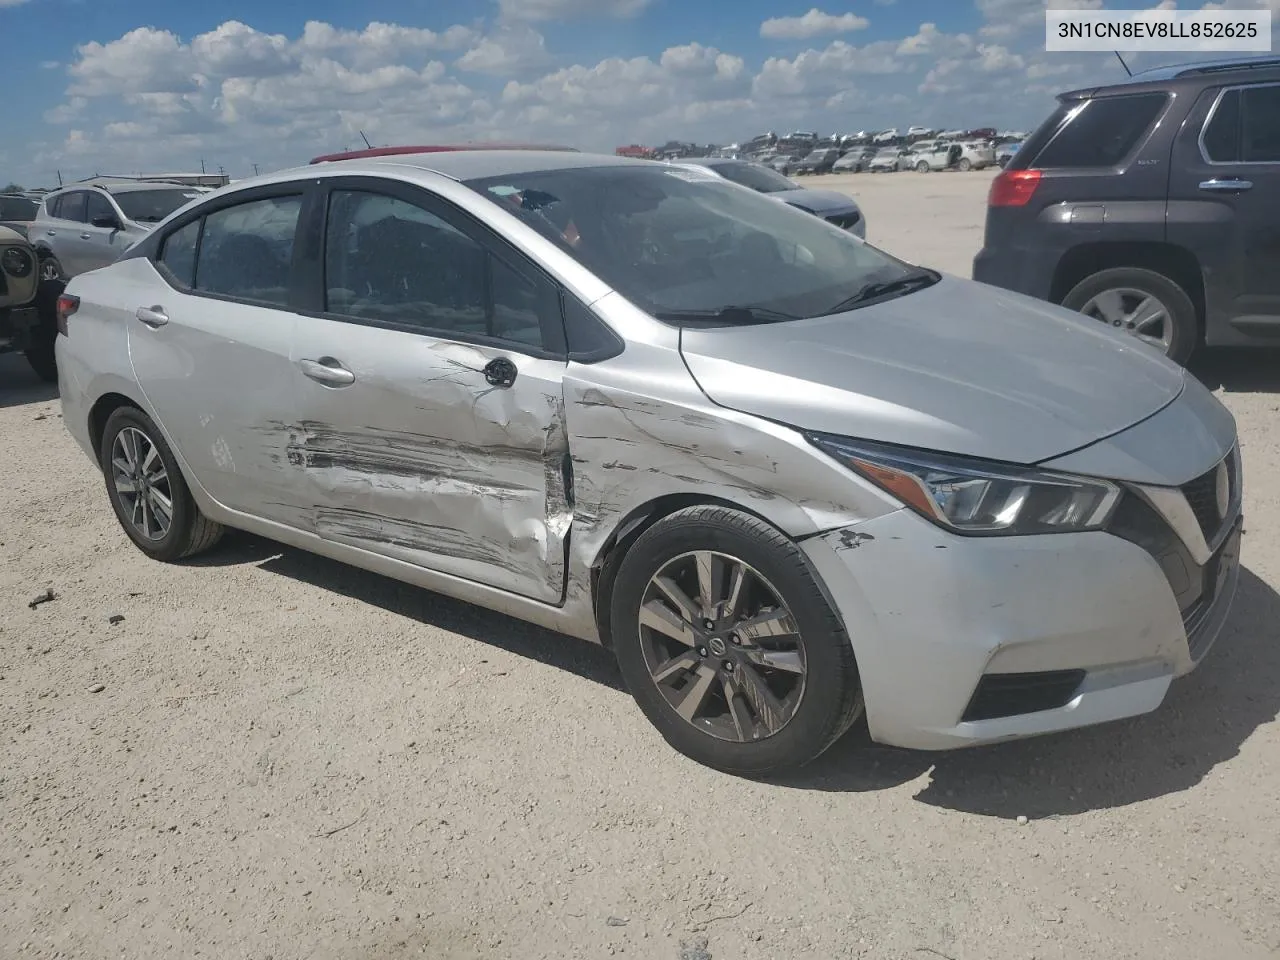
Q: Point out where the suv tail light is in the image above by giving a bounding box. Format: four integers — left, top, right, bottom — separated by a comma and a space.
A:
55, 294, 79, 336
988, 169, 1041, 207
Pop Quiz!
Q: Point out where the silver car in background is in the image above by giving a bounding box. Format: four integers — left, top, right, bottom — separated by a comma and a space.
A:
56, 150, 1242, 774
669, 157, 866, 238
30, 179, 207, 280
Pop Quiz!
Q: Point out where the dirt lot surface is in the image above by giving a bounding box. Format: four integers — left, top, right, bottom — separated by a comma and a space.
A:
3, 168, 1279, 960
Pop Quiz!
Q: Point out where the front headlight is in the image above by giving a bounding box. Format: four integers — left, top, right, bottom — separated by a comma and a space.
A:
808, 433, 1121, 536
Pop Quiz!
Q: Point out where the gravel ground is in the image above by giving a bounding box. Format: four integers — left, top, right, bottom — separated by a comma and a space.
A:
3, 168, 1278, 960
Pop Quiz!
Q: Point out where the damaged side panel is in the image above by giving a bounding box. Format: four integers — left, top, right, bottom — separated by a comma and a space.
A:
282, 328, 573, 605
558, 335, 903, 634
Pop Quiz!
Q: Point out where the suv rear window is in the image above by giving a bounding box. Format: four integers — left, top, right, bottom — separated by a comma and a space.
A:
1029, 93, 1168, 169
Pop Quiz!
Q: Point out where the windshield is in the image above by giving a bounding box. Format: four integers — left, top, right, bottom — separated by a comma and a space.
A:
467, 165, 927, 323
114, 188, 202, 223
801, 150, 828, 162
709, 162, 796, 194
0, 196, 38, 221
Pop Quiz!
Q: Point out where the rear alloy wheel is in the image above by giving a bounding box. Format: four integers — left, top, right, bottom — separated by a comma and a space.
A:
611, 505, 863, 775
916, 160, 930, 173
1062, 266, 1197, 365
957, 157, 972, 172
39, 255, 63, 283
100, 407, 225, 561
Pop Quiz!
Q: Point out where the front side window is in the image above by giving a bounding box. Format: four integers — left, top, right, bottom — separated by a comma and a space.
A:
468, 165, 927, 324
324, 189, 550, 349
86, 192, 117, 227
115, 188, 203, 224
1032, 93, 1168, 168
194, 195, 301, 306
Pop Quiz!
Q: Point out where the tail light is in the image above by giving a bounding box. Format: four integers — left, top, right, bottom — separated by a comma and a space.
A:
55, 294, 79, 337
988, 169, 1042, 207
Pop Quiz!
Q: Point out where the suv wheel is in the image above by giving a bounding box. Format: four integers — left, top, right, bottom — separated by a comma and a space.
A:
610, 505, 863, 775
39, 255, 63, 282
1062, 267, 1197, 365
957, 157, 972, 172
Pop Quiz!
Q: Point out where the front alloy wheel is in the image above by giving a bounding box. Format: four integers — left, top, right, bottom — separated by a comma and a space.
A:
611, 505, 863, 775
639, 551, 806, 743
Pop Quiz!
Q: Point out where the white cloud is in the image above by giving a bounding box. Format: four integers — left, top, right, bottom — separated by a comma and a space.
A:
760, 8, 871, 40
23, 8, 1211, 187
456, 26, 552, 75
497, 0, 652, 21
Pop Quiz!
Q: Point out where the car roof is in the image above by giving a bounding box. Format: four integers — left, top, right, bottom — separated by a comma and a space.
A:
309, 143, 579, 164
276, 149, 652, 183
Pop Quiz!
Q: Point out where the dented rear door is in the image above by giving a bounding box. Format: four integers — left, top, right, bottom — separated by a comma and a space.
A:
286, 178, 573, 604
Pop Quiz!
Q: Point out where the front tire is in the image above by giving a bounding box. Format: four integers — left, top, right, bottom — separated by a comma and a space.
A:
915, 160, 930, 173
957, 157, 972, 172
1061, 266, 1198, 365
100, 407, 225, 561
610, 505, 863, 776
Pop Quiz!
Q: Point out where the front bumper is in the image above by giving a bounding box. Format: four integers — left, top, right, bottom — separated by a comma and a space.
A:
801, 501, 1242, 751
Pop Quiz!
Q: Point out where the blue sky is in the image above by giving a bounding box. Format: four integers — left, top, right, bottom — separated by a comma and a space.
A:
1, 0, 1275, 187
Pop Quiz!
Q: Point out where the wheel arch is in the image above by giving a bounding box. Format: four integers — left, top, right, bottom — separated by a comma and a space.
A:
1050, 241, 1206, 334
587, 493, 841, 652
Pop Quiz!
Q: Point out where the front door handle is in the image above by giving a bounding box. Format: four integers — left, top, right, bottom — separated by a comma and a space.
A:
80, 232, 91, 240
483, 357, 518, 388
135, 305, 169, 327
46, 230, 56, 236
299, 357, 356, 386
1199, 178, 1253, 192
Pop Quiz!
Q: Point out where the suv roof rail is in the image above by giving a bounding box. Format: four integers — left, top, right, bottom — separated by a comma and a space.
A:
1128, 55, 1280, 82
309, 144, 580, 164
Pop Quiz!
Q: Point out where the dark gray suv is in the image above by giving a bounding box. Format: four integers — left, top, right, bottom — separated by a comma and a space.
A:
973, 56, 1280, 365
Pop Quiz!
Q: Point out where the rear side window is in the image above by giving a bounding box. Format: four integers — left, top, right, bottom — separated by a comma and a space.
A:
1203, 84, 1280, 163
1031, 93, 1168, 168
193, 195, 302, 307
57, 192, 87, 223
159, 220, 200, 287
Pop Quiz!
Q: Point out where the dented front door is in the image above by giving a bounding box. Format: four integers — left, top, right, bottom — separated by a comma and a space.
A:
287, 322, 572, 604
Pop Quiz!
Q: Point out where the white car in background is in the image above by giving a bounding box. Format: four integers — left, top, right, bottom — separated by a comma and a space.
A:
910, 140, 996, 172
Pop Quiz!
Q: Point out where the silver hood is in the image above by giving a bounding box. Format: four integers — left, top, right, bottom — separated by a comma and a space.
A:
776, 188, 858, 214
679, 275, 1185, 465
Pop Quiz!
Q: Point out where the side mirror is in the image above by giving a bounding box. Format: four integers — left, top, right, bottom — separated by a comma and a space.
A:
91, 215, 121, 230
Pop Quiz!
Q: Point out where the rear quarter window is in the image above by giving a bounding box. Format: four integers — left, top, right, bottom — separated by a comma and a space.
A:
1029, 92, 1169, 169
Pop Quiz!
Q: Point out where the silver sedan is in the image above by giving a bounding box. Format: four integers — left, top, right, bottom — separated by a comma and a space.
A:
56, 150, 1242, 774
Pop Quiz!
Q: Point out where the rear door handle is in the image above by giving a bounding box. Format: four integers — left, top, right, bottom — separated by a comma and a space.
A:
298, 357, 356, 386
46, 230, 56, 236
80, 232, 91, 240
1199, 178, 1253, 192
135, 305, 169, 327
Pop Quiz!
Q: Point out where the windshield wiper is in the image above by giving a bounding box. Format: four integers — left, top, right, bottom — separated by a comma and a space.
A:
823, 269, 940, 315
654, 305, 798, 326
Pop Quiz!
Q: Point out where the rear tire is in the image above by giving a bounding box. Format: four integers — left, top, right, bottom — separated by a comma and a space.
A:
957, 157, 972, 172
916, 160, 930, 173
100, 407, 225, 561
1061, 266, 1198, 365
610, 505, 863, 776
